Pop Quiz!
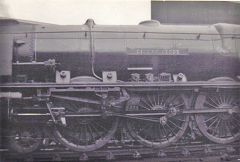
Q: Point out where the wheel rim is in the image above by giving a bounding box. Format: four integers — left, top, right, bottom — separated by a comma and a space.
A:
9, 126, 42, 153
53, 100, 119, 152
126, 93, 189, 148
195, 91, 240, 144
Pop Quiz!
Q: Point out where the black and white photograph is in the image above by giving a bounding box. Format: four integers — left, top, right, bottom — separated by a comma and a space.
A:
0, 0, 240, 161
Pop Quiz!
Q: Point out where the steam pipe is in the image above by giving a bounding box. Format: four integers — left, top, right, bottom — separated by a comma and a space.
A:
86, 19, 102, 81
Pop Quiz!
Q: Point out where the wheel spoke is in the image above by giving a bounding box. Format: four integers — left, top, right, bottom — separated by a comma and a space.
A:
79, 126, 83, 142
141, 98, 153, 109
87, 125, 95, 142
208, 96, 219, 106
160, 95, 166, 107
225, 121, 233, 137
231, 116, 240, 126
158, 124, 163, 138
214, 96, 221, 105
174, 102, 185, 108
126, 93, 189, 148
53, 98, 119, 152
174, 116, 186, 122
161, 124, 168, 138
138, 104, 151, 110
222, 94, 227, 103
204, 115, 217, 123
84, 125, 88, 145
213, 118, 221, 136
157, 93, 160, 105
147, 94, 154, 107
165, 123, 176, 136
225, 94, 231, 104
207, 117, 219, 130
168, 95, 177, 105
205, 101, 217, 108
94, 121, 108, 132
89, 123, 102, 138
152, 94, 157, 106
218, 120, 223, 138
195, 91, 240, 144
168, 119, 183, 130
218, 94, 224, 104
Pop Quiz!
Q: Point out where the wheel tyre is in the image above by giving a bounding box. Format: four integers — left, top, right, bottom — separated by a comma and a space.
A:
8, 126, 42, 154
53, 118, 119, 152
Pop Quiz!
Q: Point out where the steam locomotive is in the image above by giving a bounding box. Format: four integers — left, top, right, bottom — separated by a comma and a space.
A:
0, 18, 240, 154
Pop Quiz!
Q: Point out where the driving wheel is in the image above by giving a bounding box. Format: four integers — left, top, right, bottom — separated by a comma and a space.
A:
195, 91, 240, 144
126, 92, 189, 148
53, 99, 119, 152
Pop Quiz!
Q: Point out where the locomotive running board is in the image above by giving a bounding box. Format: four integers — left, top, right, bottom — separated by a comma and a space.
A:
1, 81, 240, 88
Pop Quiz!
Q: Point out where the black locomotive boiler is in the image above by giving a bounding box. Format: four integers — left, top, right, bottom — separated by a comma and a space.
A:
0, 18, 240, 155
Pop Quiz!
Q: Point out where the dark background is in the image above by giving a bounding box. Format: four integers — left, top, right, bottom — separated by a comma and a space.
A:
151, 1, 240, 24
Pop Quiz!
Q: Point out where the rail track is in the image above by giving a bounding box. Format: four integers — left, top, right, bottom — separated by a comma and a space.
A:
1, 140, 240, 162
